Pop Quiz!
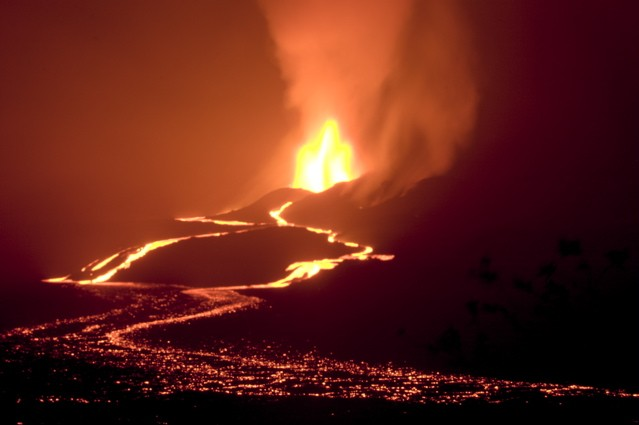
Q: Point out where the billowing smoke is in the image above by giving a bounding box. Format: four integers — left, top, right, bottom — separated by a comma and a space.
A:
259, 0, 477, 204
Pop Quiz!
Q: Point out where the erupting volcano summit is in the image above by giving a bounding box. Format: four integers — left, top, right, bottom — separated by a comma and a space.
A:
292, 119, 355, 193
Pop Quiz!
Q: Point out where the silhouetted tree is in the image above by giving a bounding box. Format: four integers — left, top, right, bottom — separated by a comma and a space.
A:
470, 256, 499, 284
513, 278, 533, 293
605, 248, 629, 270
559, 239, 582, 257
537, 262, 557, 279
429, 327, 462, 357
466, 300, 479, 323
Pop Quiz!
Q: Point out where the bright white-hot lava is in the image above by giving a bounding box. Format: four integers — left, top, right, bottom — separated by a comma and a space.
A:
292, 119, 355, 193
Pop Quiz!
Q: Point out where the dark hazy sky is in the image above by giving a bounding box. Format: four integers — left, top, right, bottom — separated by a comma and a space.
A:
1, 0, 637, 278
0, 1, 292, 222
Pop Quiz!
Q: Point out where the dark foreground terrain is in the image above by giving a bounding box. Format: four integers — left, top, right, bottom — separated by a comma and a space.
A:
1, 279, 637, 425
2, 390, 638, 425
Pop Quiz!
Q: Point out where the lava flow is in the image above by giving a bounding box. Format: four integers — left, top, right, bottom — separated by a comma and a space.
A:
44, 198, 392, 288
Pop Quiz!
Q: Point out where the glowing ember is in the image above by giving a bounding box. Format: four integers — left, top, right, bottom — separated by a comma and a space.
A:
292, 119, 355, 193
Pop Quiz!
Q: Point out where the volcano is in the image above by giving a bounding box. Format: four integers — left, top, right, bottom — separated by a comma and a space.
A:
1, 1, 638, 422
31, 165, 639, 390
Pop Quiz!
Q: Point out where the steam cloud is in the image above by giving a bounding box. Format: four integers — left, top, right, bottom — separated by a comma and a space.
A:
259, 0, 478, 204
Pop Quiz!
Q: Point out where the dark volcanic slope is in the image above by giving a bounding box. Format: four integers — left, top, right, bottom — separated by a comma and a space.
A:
214, 187, 310, 223
282, 175, 454, 248
226, 173, 639, 391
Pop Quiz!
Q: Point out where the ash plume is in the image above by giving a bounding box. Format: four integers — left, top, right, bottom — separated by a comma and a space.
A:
358, 1, 478, 203
259, 0, 478, 204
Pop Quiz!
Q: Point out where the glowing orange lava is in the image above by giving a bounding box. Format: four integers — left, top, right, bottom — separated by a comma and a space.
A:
292, 119, 355, 193
44, 199, 393, 288
224, 201, 393, 290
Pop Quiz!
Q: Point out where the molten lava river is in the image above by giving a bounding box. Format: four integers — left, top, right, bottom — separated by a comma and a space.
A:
1, 200, 636, 408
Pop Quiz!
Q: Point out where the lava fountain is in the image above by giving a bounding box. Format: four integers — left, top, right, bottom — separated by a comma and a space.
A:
292, 119, 355, 193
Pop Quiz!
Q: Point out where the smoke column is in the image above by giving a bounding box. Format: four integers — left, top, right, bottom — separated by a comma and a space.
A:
259, 0, 477, 203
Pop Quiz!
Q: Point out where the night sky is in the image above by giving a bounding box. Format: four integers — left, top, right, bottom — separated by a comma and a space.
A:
1, 1, 638, 293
